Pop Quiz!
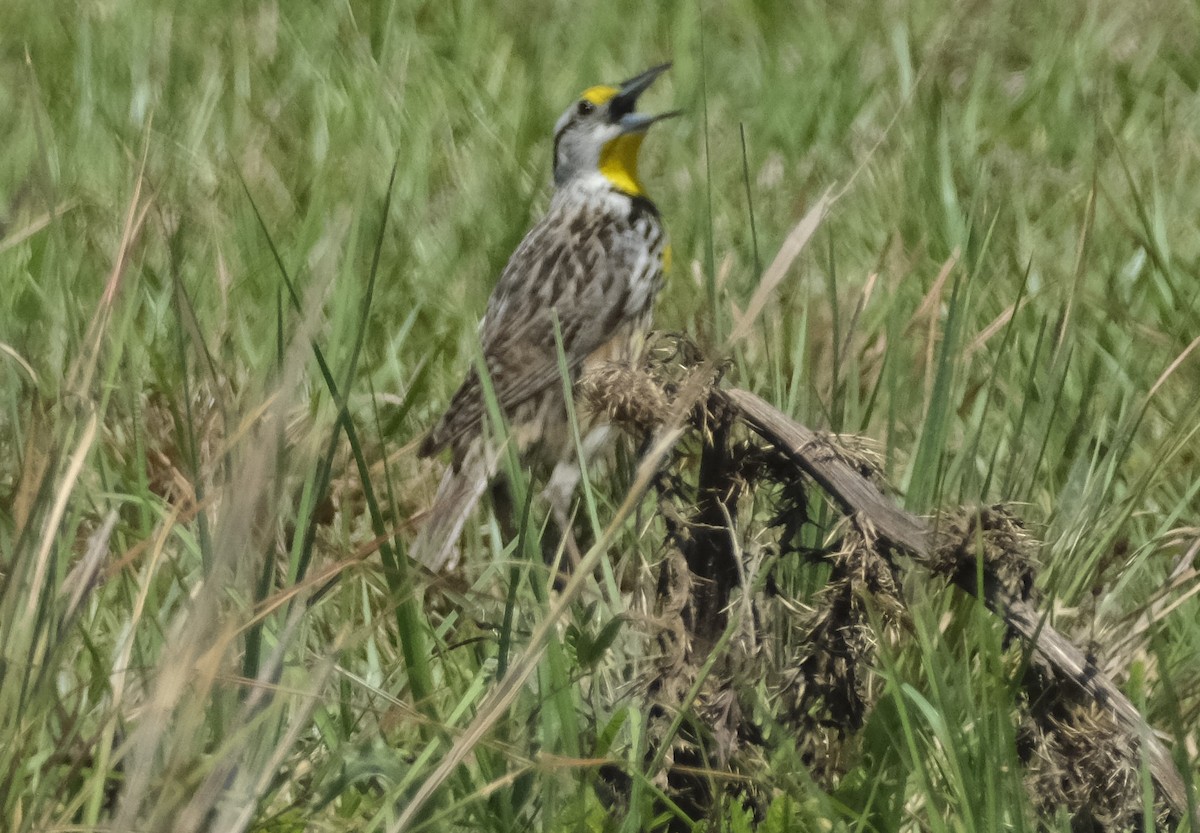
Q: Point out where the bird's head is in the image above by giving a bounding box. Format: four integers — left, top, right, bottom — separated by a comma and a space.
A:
552, 63, 678, 197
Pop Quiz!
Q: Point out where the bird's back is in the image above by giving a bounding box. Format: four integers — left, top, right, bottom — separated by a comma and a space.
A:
420, 180, 666, 470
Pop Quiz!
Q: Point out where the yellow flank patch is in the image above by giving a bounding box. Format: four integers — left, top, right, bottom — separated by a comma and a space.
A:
662, 244, 672, 273
598, 133, 646, 196
581, 85, 618, 105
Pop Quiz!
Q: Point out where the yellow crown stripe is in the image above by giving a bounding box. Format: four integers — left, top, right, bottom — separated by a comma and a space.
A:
581, 85, 619, 105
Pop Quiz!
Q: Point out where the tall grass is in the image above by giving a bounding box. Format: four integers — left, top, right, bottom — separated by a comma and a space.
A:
2, 0, 1198, 830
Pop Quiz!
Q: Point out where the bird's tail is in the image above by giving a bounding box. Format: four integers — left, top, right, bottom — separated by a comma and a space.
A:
411, 447, 494, 571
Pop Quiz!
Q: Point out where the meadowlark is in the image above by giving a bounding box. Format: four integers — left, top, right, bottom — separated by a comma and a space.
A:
413, 63, 677, 570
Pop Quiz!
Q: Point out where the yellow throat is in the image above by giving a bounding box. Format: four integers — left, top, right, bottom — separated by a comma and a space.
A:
598, 133, 646, 197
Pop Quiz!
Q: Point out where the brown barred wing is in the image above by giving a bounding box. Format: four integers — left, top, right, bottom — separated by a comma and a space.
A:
420, 201, 662, 465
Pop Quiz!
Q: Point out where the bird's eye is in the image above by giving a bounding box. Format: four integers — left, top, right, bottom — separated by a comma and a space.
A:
577, 100, 596, 117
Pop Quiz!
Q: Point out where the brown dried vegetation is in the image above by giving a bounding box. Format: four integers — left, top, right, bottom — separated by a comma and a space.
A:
571, 334, 1187, 830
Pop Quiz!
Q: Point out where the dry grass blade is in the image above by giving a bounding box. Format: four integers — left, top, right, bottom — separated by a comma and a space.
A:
0, 199, 78, 254
726, 189, 833, 347
1105, 535, 1200, 672
965, 293, 1033, 358
1146, 332, 1200, 401
61, 508, 119, 623
66, 125, 153, 398
0, 341, 39, 387
25, 412, 99, 622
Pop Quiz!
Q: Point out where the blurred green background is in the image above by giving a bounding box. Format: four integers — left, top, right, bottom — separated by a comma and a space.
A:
2, 0, 1199, 830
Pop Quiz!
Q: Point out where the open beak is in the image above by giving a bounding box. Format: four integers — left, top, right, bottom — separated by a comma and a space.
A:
610, 62, 680, 133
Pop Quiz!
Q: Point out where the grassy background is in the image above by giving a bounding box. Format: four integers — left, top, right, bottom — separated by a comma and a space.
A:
2, 0, 1199, 830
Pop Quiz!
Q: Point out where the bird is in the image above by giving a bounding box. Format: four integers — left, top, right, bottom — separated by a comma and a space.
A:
413, 62, 677, 571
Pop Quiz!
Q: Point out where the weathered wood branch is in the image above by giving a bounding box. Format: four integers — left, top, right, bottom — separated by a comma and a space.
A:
725, 386, 1194, 825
